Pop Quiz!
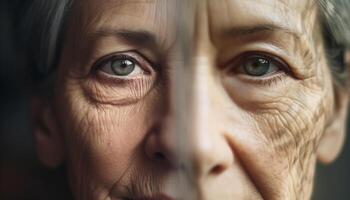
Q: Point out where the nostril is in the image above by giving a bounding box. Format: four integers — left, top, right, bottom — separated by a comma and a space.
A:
154, 152, 166, 160
210, 164, 225, 175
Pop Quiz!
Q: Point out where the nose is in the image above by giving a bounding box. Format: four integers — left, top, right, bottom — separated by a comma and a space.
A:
144, 115, 180, 167
143, 55, 236, 200
189, 56, 234, 178
144, 65, 192, 169
143, 76, 197, 199
144, 57, 235, 175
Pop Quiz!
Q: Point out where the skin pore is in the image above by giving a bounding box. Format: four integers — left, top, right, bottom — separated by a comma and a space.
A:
32, 0, 349, 200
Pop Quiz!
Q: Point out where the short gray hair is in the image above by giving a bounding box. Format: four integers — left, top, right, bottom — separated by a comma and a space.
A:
21, 0, 72, 92
21, 0, 350, 89
319, 0, 350, 85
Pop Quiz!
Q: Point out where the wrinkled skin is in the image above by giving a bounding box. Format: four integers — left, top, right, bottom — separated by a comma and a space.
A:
32, 0, 349, 200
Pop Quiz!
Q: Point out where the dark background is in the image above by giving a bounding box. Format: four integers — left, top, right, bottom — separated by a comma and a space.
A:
0, 1, 349, 199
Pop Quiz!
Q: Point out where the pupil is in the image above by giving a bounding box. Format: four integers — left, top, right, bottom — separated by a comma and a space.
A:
111, 59, 135, 76
244, 57, 270, 76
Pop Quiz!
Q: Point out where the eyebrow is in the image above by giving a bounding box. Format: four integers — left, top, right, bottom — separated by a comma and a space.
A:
92, 28, 158, 49
223, 23, 301, 40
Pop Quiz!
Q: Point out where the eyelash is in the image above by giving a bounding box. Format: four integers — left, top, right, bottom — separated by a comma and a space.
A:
93, 53, 142, 72
229, 52, 291, 86
90, 51, 156, 83
91, 51, 290, 87
239, 72, 287, 86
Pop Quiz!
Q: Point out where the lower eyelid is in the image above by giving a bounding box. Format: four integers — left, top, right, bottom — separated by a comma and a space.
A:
95, 69, 147, 84
236, 71, 287, 86
84, 72, 156, 104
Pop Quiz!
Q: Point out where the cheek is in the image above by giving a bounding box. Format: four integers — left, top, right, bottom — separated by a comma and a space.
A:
223, 62, 334, 197
56, 80, 161, 193
245, 82, 330, 197
254, 87, 327, 161
255, 61, 335, 159
225, 59, 334, 160
78, 106, 148, 185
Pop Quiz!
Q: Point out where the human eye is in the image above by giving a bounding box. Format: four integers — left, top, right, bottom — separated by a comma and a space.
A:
94, 53, 150, 80
229, 52, 290, 85
239, 55, 280, 76
86, 51, 157, 104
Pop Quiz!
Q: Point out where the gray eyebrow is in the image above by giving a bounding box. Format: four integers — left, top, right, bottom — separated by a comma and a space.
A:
92, 28, 158, 49
223, 24, 301, 40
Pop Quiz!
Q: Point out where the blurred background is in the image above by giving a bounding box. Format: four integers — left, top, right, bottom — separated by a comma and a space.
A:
0, 0, 349, 199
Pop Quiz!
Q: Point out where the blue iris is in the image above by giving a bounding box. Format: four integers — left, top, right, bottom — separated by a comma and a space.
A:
243, 56, 271, 76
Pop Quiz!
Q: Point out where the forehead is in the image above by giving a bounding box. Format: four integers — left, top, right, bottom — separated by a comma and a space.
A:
83, 0, 176, 22
69, 0, 319, 52
74, 0, 316, 28
207, 0, 317, 33
73, 0, 178, 39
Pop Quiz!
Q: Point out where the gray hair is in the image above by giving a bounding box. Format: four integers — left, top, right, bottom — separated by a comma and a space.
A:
319, 0, 350, 85
21, 0, 72, 94
21, 0, 350, 89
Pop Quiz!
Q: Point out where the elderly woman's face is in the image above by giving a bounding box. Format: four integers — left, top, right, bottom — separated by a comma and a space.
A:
34, 0, 349, 199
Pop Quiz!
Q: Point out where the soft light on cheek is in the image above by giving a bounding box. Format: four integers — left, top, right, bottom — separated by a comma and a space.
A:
251, 89, 327, 156
222, 67, 331, 155
55, 74, 162, 190
65, 102, 155, 191
230, 89, 328, 198
222, 75, 297, 111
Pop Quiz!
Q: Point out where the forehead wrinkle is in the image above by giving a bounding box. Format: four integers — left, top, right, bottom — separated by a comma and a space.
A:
73, 0, 164, 32
276, 0, 316, 9
209, 0, 308, 44
209, 0, 305, 32
211, 0, 320, 69
298, 1, 322, 75
70, 0, 176, 50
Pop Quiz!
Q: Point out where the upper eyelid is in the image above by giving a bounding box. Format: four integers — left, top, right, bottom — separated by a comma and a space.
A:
243, 55, 286, 70
227, 52, 291, 74
95, 54, 136, 70
91, 50, 156, 73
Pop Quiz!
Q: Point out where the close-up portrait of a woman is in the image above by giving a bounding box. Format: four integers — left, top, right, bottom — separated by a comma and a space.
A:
1, 0, 350, 200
